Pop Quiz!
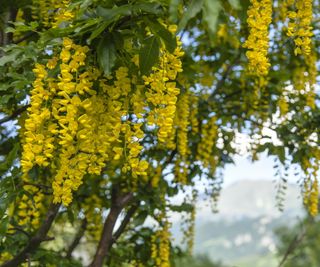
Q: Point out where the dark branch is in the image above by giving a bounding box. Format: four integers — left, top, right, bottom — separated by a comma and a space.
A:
278, 227, 306, 267
13, 32, 36, 44
111, 203, 139, 246
7, 227, 31, 238
65, 218, 88, 259
208, 54, 241, 102
0, 105, 29, 125
89, 191, 134, 267
164, 149, 177, 167
1, 203, 60, 267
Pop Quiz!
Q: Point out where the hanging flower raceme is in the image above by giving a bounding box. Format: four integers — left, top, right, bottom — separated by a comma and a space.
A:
197, 116, 218, 168
31, 0, 74, 28
303, 178, 319, 217
20, 38, 117, 206
21, 32, 185, 207
177, 93, 190, 158
151, 219, 171, 267
287, 0, 313, 56
189, 94, 199, 135
144, 36, 184, 147
243, 0, 272, 76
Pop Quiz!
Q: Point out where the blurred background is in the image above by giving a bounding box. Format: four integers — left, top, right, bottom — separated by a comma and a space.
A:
169, 153, 317, 267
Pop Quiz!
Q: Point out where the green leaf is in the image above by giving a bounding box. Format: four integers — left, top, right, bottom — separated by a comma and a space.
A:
169, 203, 193, 212
139, 36, 160, 75
67, 208, 75, 225
96, 5, 131, 21
132, 210, 148, 226
0, 216, 9, 236
0, 50, 22, 67
97, 36, 116, 75
7, 143, 19, 165
146, 19, 176, 53
132, 2, 162, 15
228, 0, 241, 9
202, 0, 222, 34
88, 20, 112, 43
169, 0, 181, 23
178, 0, 204, 32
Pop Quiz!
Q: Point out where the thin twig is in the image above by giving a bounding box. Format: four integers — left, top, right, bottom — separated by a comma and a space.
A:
278, 227, 306, 267
7, 227, 31, 238
65, 218, 88, 258
13, 32, 36, 44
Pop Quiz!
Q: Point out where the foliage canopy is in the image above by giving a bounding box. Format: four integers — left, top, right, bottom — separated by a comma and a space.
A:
0, 0, 320, 266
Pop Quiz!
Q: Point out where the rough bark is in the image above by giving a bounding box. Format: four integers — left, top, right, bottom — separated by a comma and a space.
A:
89, 191, 134, 267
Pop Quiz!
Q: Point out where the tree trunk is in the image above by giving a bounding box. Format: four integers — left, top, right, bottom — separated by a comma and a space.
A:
89, 191, 134, 267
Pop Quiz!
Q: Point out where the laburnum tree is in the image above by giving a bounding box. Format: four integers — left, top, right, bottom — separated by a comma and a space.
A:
0, 0, 319, 266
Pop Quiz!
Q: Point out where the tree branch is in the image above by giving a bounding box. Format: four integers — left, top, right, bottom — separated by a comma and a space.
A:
111, 202, 139, 246
0, 105, 29, 125
1, 203, 60, 267
89, 191, 134, 267
208, 54, 241, 102
278, 227, 306, 267
7, 227, 31, 238
13, 32, 36, 44
65, 218, 88, 259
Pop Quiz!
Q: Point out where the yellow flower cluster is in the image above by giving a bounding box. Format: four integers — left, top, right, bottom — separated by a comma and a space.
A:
0, 252, 12, 264
174, 159, 189, 185
151, 165, 162, 188
83, 194, 103, 241
189, 95, 199, 135
102, 67, 149, 184
15, 114, 45, 229
303, 178, 318, 217
21, 64, 54, 173
199, 64, 214, 87
151, 220, 171, 267
22, 37, 158, 206
122, 122, 149, 184
21, 38, 113, 206
176, 93, 190, 158
243, 0, 272, 76
278, 96, 289, 116
49, 40, 108, 206
197, 117, 218, 168
291, 46, 316, 109
17, 185, 45, 228
287, 0, 313, 56
309, 179, 318, 216
53, 0, 74, 28
31, 0, 73, 28
144, 39, 184, 147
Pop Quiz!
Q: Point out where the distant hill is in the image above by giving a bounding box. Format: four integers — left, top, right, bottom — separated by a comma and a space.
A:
172, 179, 305, 267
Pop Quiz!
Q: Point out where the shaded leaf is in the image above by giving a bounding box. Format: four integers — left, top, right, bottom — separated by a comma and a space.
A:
147, 19, 176, 53
203, 0, 222, 35
88, 21, 112, 43
96, 5, 131, 20
132, 2, 162, 15
169, 0, 181, 23
139, 36, 160, 75
228, 0, 241, 9
97, 36, 116, 75
178, 0, 204, 32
